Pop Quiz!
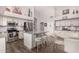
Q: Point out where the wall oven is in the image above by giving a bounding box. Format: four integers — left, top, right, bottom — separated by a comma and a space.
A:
7, 22, 19, 42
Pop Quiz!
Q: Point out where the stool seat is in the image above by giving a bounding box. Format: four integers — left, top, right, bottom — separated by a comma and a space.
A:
35, 37, 41, 42
55, 40, 64, 45
41, 36, 48, 47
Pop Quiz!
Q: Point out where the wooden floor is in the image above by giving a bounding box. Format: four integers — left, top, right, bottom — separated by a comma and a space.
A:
6, 39, 65, 53
6, 40, 34, 53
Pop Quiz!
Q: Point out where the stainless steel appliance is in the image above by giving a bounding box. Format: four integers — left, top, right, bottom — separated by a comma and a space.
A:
7, 22, 19, 42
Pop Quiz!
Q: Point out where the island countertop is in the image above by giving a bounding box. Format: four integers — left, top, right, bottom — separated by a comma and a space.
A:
54, 31, 79, 39
54, 31, 79, 53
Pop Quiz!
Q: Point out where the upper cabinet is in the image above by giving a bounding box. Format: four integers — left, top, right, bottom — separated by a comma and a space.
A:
0, 6, 34, 20
0, 7, 5, 14
5, 6, 22, 15
4, 6, 34, 19
55, 7, 79, 20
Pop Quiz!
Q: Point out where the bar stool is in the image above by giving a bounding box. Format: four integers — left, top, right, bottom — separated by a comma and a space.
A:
35, 37, 42, 52
53, 35, 64, 51
45, 34, 55, 52
54, 40, 64, 51
41, 35, 48, 48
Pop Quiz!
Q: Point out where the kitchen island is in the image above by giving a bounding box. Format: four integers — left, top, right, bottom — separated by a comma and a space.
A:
64, 38, 79, 53
24, 32, 47, 50
24, 32, 33, 49
55, 31, 79, 53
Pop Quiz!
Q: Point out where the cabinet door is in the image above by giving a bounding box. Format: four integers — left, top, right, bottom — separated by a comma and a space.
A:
13, 18, 18, 23
60, 21, 64, 26
19, 20, 24, 26
56, 21, 60, 26
0, 37, 6, 53
0, 16, 3, 26
2, 17, 8, 26
68, 20, 71, 26
0, 19, 3, 25
65, 20, 68, 26
24, 33, 32, 49
19, 31, 24, 39
62, 21, 66, 26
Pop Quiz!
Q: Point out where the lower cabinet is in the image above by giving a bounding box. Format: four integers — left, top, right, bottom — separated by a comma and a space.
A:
64, 38, 79, 53
0, 37, 6, 53
19, 31, 24, 39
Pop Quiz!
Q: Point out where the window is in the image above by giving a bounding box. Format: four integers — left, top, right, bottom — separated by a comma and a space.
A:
73, 10, 75, 14
76, 10, 78, 14
73, 10, 79, 14
62, 9, 69, 15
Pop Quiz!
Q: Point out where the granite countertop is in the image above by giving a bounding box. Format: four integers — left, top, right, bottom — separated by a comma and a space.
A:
55, 31, 79, 40
59, 35, 79, 40
64, 37, 79, 40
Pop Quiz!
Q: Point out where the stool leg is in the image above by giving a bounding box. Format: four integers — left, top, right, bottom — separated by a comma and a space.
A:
37, 45, 38, 52
36, 42, 38, 52
41, 41, 43, 48
41, 40, 44, 48
45, 41, 47, 48
54, 43, 57, 51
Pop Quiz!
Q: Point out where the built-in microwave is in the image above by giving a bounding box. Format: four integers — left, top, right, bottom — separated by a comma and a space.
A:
8, 22, 18, 26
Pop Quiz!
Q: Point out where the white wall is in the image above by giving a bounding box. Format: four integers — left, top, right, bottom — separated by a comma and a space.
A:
34, 6, 55, 33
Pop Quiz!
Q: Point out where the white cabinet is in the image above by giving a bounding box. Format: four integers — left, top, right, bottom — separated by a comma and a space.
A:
0, 19, 3, 26
2, 17, 7, 26
19, 31, 24, 39
13, 18, 18, 23
0, 16, 3, 26
71, 20, 79, 26
55, 19, 79, 31
18, 20, 24, 26
0, 37, 6, 53
24, 33, 33, 49
56, 21, 60, 26
64, 38, 79, 53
